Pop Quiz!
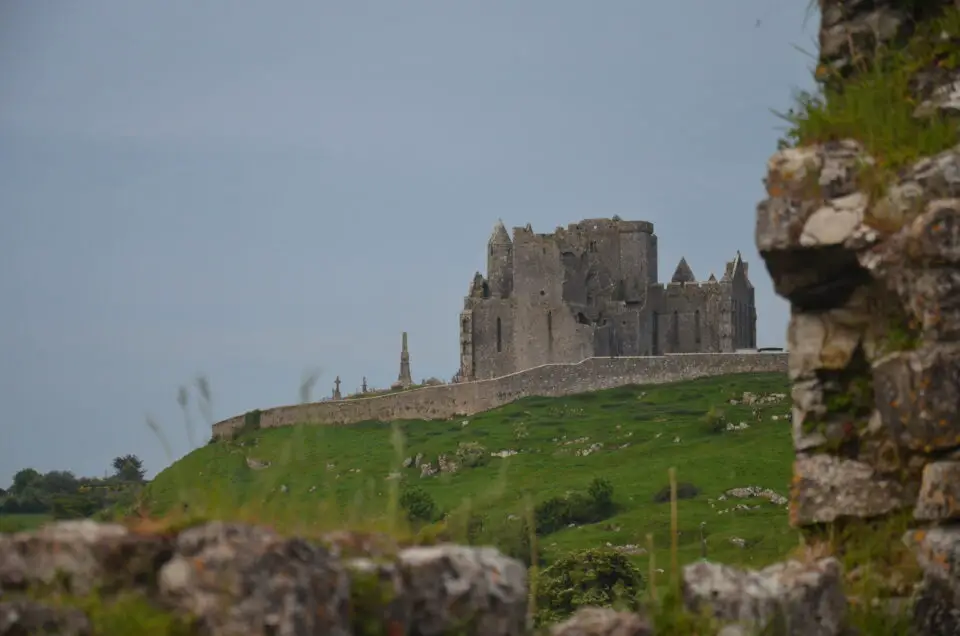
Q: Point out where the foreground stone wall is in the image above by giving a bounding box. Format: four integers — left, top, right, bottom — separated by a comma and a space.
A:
757, 0, 960, 632
212, 352, 788, 438
0, 519, 856, 636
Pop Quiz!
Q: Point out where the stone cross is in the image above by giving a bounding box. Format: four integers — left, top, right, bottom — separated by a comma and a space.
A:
397, 331, 413, 388
362, 376, 368, 393
333, 376, 342, 400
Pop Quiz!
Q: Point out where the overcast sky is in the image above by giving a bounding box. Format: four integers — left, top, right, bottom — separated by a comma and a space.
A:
0, 1, 817, 483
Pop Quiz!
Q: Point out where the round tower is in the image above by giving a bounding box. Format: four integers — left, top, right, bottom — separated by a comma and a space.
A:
487, 219, 514, 299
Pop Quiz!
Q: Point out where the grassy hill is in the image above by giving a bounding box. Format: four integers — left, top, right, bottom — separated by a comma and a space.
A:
147, 372, 796, 573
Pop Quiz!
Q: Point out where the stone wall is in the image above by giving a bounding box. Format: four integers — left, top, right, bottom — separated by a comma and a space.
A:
211, 352, 788, 438
756, 0, 960, 631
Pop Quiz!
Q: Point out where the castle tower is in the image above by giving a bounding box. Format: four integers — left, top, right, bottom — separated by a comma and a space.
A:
397, 332, 413, 388
487, 220, 514, 299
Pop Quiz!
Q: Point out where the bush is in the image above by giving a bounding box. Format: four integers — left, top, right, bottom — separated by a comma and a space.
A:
399, 486, 438, 524
702, 406, 726, 434
534, 548, 645, 625
472, 517, 543, 567
455, 441, 489, 468
534, 477, 617, 536
588, 477, 614, 516
652, 482, 700, 504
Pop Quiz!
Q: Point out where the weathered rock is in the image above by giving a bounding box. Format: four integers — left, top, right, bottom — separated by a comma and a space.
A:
913, 66, 960, 119
756, 140, 873, 310
914, 461, 960, 520
790, 454, 908, 525
396, 544, 527, 636
818, 2, 910, 74
904, 526, 960, 634
345, 558, 411, 634
0, 520, 172, 596
912, 575, 960, 636
682, 557, 846, 636
0, 600, 92, 636
0, 520, 532, 636
549, 607, 653, 636
158, 521, 352, 636
872, 344, 960, 453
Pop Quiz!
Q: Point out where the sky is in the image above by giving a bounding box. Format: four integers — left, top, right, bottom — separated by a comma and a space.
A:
0, 1, 818, 484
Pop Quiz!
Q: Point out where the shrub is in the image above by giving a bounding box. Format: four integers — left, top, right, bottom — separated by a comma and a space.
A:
652, 482, 700, 503
702, 406, 726, 434
399, 486, 438, 524
455, 441, 489, 468
473, 517, 542, 567
534, 548, 645, 625
588, 477, 614, 516
534, 478, 617, 536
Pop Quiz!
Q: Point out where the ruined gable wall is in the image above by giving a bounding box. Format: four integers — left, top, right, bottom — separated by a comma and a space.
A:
654, 282, 730, 353
211, 352, 788, 437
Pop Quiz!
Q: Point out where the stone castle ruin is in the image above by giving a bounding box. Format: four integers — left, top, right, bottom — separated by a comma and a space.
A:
459, 218, 758, 381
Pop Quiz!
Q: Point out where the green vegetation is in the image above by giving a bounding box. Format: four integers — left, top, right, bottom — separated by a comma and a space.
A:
0, 455, 147, 524
534, 547, 646, 626
147, 373, 796, 575
778, 6, 960, 217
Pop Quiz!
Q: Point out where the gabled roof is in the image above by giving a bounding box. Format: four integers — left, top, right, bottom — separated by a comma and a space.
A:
721, 250, 751, 285
670, 257, 696, 284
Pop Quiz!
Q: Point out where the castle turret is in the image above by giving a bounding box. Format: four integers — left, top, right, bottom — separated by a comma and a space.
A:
487, 220, 514, 299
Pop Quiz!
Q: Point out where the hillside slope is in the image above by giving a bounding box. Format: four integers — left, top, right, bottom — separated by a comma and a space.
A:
148, 372, 795, 570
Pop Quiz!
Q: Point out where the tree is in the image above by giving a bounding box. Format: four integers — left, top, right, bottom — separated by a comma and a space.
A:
10, 468, 42, 494
40, 470, 80, 495
111, 455, 146, 482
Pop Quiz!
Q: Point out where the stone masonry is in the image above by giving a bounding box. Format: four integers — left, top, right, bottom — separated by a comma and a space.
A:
211, 352, 787, 437
755, 0, 960, 632
459, 218, 758, 381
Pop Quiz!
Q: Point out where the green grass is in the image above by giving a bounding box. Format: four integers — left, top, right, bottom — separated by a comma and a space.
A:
778, 6, 960, 212
147, 372, 797, 574
0, 513, 53, 533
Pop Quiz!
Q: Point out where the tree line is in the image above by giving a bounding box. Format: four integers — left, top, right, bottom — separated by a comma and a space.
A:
0, 454, 147, 520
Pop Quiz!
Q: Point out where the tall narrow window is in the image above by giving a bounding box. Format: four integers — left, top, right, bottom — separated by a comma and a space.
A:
732, 301, 740, 349
672, 311, 680, 351
651, 311, 660, 355
496, 317, 502, 353
547, 311, 553, 353
694, 310, 701, 346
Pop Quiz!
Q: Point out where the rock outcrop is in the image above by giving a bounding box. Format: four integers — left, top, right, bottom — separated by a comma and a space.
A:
755, 0, 960, 633
0, 519, 528, 636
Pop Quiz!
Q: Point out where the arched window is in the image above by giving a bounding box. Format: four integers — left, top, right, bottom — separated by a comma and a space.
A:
694, 310, 701, 346
496, 317, 502, 353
